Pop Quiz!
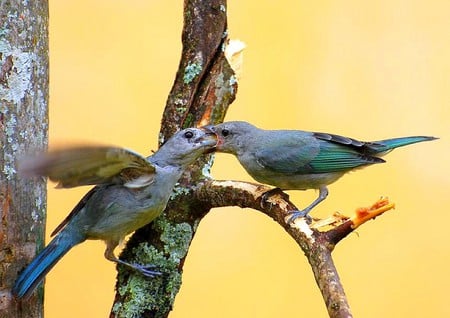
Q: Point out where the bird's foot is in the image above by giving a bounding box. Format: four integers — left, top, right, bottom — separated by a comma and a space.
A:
131, 263, 162, 278
260, 188, 290, 209
116, 259, 162, 277
286, 209, 312, 224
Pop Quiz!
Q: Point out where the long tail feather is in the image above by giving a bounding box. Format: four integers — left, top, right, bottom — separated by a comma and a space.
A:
368, 136, 437, 155
13, 234, 81, 298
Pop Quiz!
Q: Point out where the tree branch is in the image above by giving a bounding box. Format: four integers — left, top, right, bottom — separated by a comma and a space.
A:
159, 0, 230, 141
110, 1, 395, 317
195, 181, 394, 318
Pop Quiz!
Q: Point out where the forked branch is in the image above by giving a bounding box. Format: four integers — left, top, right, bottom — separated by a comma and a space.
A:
110, 1, 395, 317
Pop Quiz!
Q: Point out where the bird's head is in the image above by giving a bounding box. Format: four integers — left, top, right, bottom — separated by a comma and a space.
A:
203, 121, 258, 155
154, 127, 218, 167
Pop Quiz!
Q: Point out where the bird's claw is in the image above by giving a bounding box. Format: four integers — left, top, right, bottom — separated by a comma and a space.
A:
286, 209, 312, 224
117, 259, 162, 277
130, 263, 162, 277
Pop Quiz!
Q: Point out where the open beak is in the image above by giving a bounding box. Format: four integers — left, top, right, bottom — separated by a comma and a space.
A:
199, 126, 220, 151
199, 126, 218, 148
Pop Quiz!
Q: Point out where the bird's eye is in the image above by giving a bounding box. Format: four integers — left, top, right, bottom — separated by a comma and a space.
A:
184, 131, 194, 139
221, 129, 230, 137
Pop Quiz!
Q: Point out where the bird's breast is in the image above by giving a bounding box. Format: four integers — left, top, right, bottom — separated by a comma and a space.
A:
244, 168, 346, 190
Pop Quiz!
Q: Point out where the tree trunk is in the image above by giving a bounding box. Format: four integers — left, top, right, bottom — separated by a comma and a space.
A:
0, 1, 49, 317
109, 1, 233, 317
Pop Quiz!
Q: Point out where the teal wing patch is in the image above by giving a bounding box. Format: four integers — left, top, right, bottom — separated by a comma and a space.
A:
310, 132, 385, 172
308, 144, 385, 173
254, 134, 320, 174
255, 133, 384, 174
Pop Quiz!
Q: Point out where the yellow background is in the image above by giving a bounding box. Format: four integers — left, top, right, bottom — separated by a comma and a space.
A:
45, 1, 449, 317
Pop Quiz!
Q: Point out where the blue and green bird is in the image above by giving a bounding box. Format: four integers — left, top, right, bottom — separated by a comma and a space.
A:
207, 121, 437, 221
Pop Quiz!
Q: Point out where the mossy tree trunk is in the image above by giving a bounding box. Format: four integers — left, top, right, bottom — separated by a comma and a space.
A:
110, 1, 233, 317
0, 1, 49, 317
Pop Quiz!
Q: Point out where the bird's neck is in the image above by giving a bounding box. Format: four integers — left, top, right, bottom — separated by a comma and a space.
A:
148, 149, 186, 169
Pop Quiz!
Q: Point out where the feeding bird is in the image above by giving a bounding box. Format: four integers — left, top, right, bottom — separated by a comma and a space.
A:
13, 127, 217, 298
207, 121, 436, 221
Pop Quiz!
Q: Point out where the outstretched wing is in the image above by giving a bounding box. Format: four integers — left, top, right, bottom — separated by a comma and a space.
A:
20, 146, 156, 188
255, 131, 384, 175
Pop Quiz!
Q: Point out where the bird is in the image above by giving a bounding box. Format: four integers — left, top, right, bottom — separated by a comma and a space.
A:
12, 127, 217, 298
206, 121, 437, 222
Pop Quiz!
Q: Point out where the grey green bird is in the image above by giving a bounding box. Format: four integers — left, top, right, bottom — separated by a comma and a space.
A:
13, 127, 217, 298
207, 121, 436, 221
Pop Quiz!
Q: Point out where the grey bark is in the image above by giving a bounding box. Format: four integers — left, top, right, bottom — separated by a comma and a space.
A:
0, 1, 49, 317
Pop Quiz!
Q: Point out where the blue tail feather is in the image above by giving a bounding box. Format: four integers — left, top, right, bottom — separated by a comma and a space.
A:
13, 234, 80, 298
368, 136, 437, 155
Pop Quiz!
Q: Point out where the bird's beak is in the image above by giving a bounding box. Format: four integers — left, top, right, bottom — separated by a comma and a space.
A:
201, 125, 225, 149
199, 126, 220, 153
199, 126, 218, 148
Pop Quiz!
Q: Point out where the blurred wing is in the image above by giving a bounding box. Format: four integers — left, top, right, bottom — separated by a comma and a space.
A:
20, 146, 156, 188
255, 133, 384, 174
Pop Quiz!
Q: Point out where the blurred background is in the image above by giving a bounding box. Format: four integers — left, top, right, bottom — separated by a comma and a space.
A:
46, 1, 449, 317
